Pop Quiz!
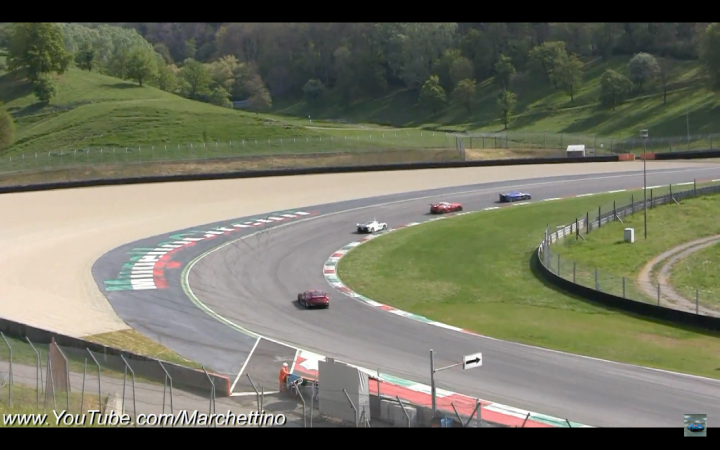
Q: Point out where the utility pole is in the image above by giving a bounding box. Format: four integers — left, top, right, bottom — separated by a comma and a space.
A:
641, 129, 648, 239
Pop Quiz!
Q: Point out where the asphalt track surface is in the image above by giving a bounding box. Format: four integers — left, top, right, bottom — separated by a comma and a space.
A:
183, 167, 720, 428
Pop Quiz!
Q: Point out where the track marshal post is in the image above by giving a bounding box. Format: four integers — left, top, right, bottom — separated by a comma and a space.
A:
429, 349, 483, 415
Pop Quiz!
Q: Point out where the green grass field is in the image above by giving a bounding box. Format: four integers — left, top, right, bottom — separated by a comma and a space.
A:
0, 68, 456, 158
274, 56, 720, 138
551, 188, 720, 309
337, 189, 720, 379
0, 384, 105, 427
672, 242, 720, 303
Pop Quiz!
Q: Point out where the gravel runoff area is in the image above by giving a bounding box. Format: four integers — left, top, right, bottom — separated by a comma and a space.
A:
0, 161, 715, 338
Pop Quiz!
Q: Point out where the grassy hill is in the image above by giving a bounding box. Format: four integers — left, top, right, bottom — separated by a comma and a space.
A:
0, 67, 323, 156
273, 56, 720, 138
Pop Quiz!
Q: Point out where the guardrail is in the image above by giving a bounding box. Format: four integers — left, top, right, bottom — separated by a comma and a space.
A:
536, 181, 720, 331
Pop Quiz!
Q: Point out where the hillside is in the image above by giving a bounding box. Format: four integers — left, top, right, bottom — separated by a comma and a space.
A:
0, 67, 320, 156
273, 56, 720, 138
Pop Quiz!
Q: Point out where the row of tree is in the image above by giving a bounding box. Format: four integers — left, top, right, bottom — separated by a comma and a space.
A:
110, 23, 709, 100
1, 23, 272, 110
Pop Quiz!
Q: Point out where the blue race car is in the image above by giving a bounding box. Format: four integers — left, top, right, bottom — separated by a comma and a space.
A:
499, 191, 532, 203
687, 420, 706, 432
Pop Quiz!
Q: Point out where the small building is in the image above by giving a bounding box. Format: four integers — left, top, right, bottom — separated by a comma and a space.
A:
566, 144, 585, 158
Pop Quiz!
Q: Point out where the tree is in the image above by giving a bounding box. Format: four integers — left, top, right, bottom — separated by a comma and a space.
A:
75, 43, 95, 71
33, 74, 57, 103
155, 64, 179, 93
7, 23, 71, 81
206, 55, 242, 91
303, 79, 325, 105
493, 54, 516, 91
245, 73, 272, 111
496, 89, 517, 130
528, 41, 567, 86
551, 54, 583, 101
449, 57, 474, 88
600, 69, 633, 111
699, 23, 720, 90
628, 52, 659, 91
419, 75, 447, 116
0, 103, 15, 153
125, 47, 157, 86
209, 86, 231, 107
154, 43, 173, 64
451, 78, 477, 113
179, 58, 212, 99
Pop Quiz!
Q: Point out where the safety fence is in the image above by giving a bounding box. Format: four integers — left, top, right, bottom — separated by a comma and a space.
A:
2, 129, 716, 181
0, 330, 561, 427
0, 131, 459, 176
456, 131, 720, 155
538, 180, 720, 319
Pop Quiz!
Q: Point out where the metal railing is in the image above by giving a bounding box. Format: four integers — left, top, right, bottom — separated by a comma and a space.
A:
538, 180, 720, 318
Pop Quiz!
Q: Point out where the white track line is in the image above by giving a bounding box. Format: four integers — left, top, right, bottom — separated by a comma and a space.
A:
230, 336, 260, 393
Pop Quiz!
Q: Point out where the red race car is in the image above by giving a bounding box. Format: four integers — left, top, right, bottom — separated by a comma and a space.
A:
429, 202, 463, 214
297, 290, 330, 309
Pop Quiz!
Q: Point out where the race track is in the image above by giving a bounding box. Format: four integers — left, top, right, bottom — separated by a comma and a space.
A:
3, 160, 720, 428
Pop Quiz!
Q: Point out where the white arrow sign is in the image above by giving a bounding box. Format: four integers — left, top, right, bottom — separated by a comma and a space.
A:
463, 352, 482, 370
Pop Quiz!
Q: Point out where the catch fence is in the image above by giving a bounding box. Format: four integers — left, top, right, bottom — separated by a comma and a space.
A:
538, 180, 720, 318
2, 130, 718, 182
456, 131, 720, 155
0, 332, 568, 427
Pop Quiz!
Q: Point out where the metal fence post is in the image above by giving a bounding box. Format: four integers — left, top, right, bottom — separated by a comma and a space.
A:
158, 361, 174, 417
343, 389, 359, 427
586, 212, 589, 233
0, 332, 12, 405
556, 253, 560, 275
572, 262, 576, 283
81, 358, 87, 413
86, 349, 102, 410
291, 378, 307, 427
202, 367, 216, 427
26, 337, 43, 407
246, 374, 261, 414
53, 343, 71, 411
595, 268, 599, 290
477, 399, 482, 427
120, 355, 137, 426
396, 396, 411, 427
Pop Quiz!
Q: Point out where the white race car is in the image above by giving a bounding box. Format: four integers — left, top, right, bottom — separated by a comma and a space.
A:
356, 219, 388, 233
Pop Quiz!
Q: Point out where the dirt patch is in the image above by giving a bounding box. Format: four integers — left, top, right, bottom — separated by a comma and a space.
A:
0, 148, 460, 187
464, 148, 565, 160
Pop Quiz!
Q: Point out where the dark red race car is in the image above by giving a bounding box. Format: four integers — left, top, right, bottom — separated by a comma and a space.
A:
429, 202, 463, 214
297, 290, 330, 309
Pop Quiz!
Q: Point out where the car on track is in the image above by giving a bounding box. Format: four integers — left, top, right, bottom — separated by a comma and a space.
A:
429, 202, 463, 214
499, 191, 532, 203
687, 420, 706, 432
356, 219, 388, 233
297, 290, 330, 309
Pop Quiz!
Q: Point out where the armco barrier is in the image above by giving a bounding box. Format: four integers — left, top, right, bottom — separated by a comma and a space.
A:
653, 149, 720, 160
536, 183, 720, 331
0, 317, 232, 396
0, 155, 620, 194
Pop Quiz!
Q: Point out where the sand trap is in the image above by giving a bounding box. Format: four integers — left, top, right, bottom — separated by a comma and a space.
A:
0, 160, 716, 337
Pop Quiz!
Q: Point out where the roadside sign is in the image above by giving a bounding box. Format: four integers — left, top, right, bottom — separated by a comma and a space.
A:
462, 352, 482, 370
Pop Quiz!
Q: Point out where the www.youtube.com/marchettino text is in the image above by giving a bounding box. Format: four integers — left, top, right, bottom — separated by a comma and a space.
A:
3, 409, 288, 427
